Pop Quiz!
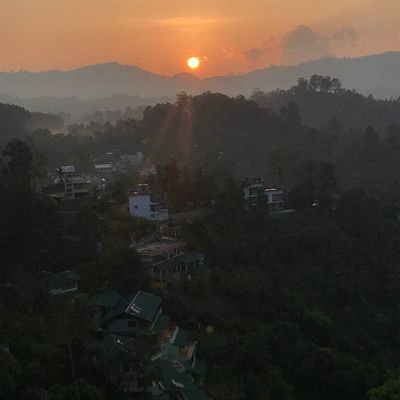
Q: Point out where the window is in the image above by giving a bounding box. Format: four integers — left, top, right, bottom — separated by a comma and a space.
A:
272, 193, 284, 202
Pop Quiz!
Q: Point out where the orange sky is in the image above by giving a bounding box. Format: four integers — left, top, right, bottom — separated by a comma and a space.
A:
0, 0, 399, 76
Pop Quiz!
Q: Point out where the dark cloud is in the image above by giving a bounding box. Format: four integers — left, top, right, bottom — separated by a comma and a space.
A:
281, 25, 330, 65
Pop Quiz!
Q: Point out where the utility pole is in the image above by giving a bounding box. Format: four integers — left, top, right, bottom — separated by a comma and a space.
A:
67, 331, 81, 400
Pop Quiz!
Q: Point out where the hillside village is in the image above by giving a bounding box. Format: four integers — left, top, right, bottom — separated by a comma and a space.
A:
22, 147, 289, 399
1, 82, 400, 399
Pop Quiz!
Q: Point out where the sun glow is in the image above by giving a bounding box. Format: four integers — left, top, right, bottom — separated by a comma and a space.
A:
187, 56, 200, 69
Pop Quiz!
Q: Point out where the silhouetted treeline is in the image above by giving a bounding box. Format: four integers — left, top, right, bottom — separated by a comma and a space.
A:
11, 84, 399, 202
251, 75, 400, 131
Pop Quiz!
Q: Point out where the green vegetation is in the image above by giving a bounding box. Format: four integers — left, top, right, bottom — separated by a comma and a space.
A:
1, 80, 400, 398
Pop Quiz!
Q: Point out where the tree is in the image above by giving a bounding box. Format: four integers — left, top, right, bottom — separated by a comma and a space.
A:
1, 139, 33, 190
289, 161, 336, 210
280, 101, 302, 127
368, 375, 400, 400
0, 351, 22, 400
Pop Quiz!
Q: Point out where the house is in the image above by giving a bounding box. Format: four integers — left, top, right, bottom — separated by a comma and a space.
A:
129, 184, 169, 223
101, 333, 151, 394
133, 237, 204, 282
149, 331, 208, 399
92, 289, 208, 399
116, 152, 144, 170
45, 270, 81, 296
94, 163, 114, 174
148, 358, 209, 399
243, 178, 265, 208
243, 178, 286, 213
56, 166, 91, 200
264, 188, 285, 212
100, 290, 167, 337
89, 290, 123, 330
42, 165, 90, 200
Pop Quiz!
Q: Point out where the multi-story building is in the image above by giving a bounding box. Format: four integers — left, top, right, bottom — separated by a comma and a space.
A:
129, 184, 169, 223
243, 178, 266, 208
133, 236, 204, 282
94, 163, 114, 174
58, 165, 91, 200
243, 178, 286, 212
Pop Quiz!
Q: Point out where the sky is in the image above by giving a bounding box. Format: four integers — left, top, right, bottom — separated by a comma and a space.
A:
0, 0, 399, 76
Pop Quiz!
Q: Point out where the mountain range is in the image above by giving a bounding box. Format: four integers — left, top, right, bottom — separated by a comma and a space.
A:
0, 52, 398, 118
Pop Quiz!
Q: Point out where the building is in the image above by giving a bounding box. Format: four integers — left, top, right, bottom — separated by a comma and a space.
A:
57, 165, 91, 200
45, 270, 81, 296
133, 236, 204, 282
93, 289, 208, 398
129, 185, 168, 223
89, 290, 123, 330
63, 175, 90, 199
243, 178, 286, 213
94, 163, 114, 174
117, 152, 144, 170
149, 329, 208, 399
264, 188, 285, 212
99, 290, 167, 337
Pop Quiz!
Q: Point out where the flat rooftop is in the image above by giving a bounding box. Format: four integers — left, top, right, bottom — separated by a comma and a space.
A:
134, 237, 186, 255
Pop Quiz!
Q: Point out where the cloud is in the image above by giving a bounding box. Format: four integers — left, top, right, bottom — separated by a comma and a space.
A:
239, 26, 332, 67
243, 36, 279, 63
281, 25, 330, 65
331, 26, 359, 56
224, 24, 359, 70
332, 26, 358, 44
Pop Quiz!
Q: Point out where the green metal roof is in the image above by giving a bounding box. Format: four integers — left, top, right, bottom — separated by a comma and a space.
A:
102, 290, 162, 325
184, 359, 207, 377
151, 313, 170, 335
46, 270, 81, 287
171, 328, 189, 347
148, 358, 209, 400
103, 333, 137, 362
89, 290, 122, 309
125, 290, 162, 322
163, 344, 181, 361
101, 294, 136, 324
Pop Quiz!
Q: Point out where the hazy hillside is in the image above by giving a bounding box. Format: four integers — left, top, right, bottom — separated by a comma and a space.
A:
0, 93, 171, 123
0, 52, 399, 101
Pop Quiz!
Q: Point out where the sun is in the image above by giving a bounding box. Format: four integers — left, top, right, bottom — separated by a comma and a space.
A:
187, 56, 200, 70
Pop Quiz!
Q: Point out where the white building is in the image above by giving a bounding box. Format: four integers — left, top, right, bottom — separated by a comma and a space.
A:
243, 178, 265, 208
264, 188, 285, 212
94, 163, 114, 174
119, 152, 144, 169
243, 178, 286, 212
60, 165, 76, 174
129, 185, 168, 223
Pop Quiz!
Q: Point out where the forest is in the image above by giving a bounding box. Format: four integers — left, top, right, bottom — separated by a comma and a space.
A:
1, 78, 400, 399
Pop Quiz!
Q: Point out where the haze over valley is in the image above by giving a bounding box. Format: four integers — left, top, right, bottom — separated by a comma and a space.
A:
0, 52, 398, 120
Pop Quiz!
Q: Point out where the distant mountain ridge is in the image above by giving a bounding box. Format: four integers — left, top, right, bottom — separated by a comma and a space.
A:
0, 52, 399, 100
